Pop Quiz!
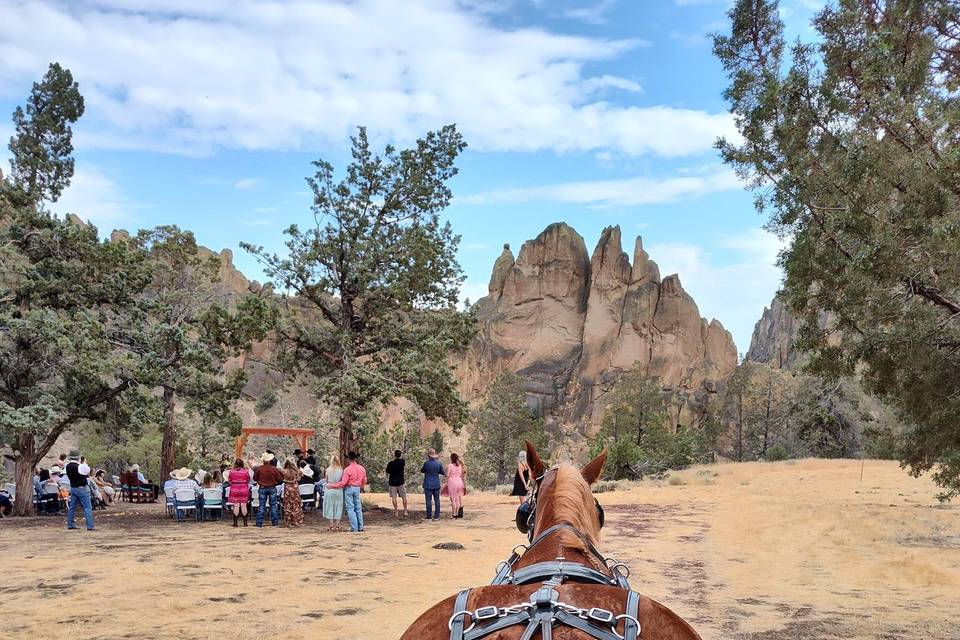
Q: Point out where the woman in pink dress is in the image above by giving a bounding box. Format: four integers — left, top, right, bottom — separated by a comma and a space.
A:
227, 458, 252, 527
445, 453, 466, 519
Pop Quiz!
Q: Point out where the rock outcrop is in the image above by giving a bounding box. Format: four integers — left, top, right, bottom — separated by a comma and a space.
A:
458, 223, 738, 433
746, 295, 832, 370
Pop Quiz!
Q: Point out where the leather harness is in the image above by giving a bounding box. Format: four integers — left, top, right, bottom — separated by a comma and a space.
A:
448, 523, 641, 640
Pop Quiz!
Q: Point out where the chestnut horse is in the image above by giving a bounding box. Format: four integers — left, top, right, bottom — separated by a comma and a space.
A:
401, 442, 701, 640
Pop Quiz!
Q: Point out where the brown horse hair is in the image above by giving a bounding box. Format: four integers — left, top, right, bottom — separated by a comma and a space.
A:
533, 464, 602, 545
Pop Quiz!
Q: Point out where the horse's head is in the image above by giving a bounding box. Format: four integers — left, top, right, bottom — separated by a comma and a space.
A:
517, 440, 607, 544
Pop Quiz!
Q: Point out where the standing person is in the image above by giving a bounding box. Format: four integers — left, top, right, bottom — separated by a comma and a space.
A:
326, 452, 367, 532
445, 453, 466, 519
64, 452, 94, 531
421, 449, 445, 521
386, 449, 408, 517
253, 452, 284, 527
281, 457, 305, 528
227, 459, 252, 527
323, 453, 345, 531
511, 451, 531, 504
305, 449, 318, 467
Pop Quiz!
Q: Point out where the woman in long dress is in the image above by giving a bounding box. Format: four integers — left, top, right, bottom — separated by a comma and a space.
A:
227, 458, 252, 527
510, 451, 531, 504
323, 453, 345, 531
445, 453, 466, 519
281, 457, 304, 528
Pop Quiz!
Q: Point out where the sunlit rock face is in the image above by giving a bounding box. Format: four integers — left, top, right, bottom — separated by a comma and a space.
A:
458, 223, 738, 434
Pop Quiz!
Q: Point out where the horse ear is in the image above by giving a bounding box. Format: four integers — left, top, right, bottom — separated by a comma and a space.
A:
580, 450, 606, 485
525, 441, 546, 478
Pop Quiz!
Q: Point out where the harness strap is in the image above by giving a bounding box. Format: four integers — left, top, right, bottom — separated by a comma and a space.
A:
464, 612, 531, 640
509, 561, 617, 587
623, 590, 641, 640
449, 589, 472, 640
554, 611, 622, 640
530, 523, 610, 568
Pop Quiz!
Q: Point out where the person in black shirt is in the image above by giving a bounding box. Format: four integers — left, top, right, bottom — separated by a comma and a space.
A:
385, 450, 408, 517
64, 451, 95, 531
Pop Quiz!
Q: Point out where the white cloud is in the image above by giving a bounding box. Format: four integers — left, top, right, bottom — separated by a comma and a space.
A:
53, 165, 139, 232
457, 165, 741, 207
0, 0, 732, 157
582, 74, 643, 94
562, 0, 618, 25
648, 228, 788, 353
459, 279, 490, 308
233, 178, 258, 191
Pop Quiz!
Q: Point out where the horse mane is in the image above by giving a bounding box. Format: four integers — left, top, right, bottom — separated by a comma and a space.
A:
535, 463, 601, 545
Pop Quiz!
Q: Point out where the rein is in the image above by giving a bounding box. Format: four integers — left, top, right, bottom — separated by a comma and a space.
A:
447, 473, 640, 640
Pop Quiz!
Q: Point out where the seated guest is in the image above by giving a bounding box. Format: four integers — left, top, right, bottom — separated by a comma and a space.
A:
87, 476, 106, 509
94, 470, 115, 505
170, 467, 202, 523
298, 462, 315, 486
51, 466, 70, 500
162, 471, 177, 497
33, 468, 44, 496
0, 488, 11, 517
210, 469, 224, 486
132, 464, 159, 501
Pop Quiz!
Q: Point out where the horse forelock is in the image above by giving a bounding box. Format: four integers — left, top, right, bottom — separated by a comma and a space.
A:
535, 463, 601, 545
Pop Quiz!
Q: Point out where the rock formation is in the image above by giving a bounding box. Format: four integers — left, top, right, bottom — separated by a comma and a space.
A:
458, 223, 738, 433
746, 295, 832, 370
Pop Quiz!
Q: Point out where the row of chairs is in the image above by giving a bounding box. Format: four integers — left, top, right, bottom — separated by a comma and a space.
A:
164, 483, 323, 522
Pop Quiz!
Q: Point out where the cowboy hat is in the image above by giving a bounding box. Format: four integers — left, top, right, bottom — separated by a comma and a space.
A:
427, 448, 438, 458
300, 465, 314, 478
169, 470, 179, 479
131, 464, 140, 471
171, 468, 193, 481
260, 452, 275, 463
49, 466, 62, 475
195, 470, 208, 483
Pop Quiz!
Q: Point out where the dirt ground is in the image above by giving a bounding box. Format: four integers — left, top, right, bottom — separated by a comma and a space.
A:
2, 459, 958, 640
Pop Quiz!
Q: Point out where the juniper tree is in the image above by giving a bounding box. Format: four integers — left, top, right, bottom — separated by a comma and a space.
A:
466, 372, 545, 487
715, 0, 960, 497
8, 62, 84, 205
129, 226, 273, 480
243, 126, 474, 460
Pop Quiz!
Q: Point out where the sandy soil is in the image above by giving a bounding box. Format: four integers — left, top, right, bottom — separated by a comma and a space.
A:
2, 459, 958, 640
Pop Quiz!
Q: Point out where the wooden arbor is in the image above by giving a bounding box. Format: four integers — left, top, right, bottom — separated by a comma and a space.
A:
234, 427, 313, 460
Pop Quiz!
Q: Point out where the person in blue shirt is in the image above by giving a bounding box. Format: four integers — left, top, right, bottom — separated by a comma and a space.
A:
420, 448, 445, 521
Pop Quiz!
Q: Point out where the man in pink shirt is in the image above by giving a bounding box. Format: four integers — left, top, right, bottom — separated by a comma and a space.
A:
327, 451, 368, 532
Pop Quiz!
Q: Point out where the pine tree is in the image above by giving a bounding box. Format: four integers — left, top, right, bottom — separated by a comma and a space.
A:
467, 372, 545, 488
715, 0, 960, 497
243, 126, 474, 460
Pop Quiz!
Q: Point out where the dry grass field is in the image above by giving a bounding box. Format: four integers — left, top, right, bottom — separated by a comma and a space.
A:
1, 459, 958, 639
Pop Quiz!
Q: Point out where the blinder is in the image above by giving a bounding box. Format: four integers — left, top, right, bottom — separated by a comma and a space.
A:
515, 470, 605, 538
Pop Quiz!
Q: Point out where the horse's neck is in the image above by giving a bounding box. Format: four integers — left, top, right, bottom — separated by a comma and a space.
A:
518, 524, 605, 572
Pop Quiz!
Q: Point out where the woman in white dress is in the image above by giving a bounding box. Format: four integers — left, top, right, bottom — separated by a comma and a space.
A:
323, 453, 345, 531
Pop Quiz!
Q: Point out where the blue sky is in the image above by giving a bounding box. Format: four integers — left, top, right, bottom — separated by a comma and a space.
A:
0, 0, 825, 352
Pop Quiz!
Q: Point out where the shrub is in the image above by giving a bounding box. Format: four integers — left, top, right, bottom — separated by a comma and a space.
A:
765, 444, 789, 462
667, 475, 686, 486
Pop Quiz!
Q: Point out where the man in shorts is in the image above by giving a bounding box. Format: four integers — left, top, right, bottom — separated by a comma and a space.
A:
385, 449, 408, 517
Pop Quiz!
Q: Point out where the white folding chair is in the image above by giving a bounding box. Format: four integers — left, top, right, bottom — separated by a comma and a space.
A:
202, 488, 224, 521
163, 485, 176, 518
298, 484, 316, 512
250, 485, 260, 509
173, 488, 198, 522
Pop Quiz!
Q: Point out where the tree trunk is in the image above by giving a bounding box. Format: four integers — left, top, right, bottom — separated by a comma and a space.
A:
160, 386, 177, 481
338, 414, 356, 463
12, 432, 37, 516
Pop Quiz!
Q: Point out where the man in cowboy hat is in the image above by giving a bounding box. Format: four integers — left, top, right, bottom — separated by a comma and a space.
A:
64, 451, 94, 531
170, 468, 202, 522
420, 448, 445, 521
253, 452, 284, 527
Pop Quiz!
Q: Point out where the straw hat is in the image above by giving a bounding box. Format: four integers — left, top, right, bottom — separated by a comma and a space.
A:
300, 465, 314, 478
49, 466, 62, 475
171, 467, 192, 481
131, 464, 140, 471
195, 470, 208, 484
260, 452, 275, 463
